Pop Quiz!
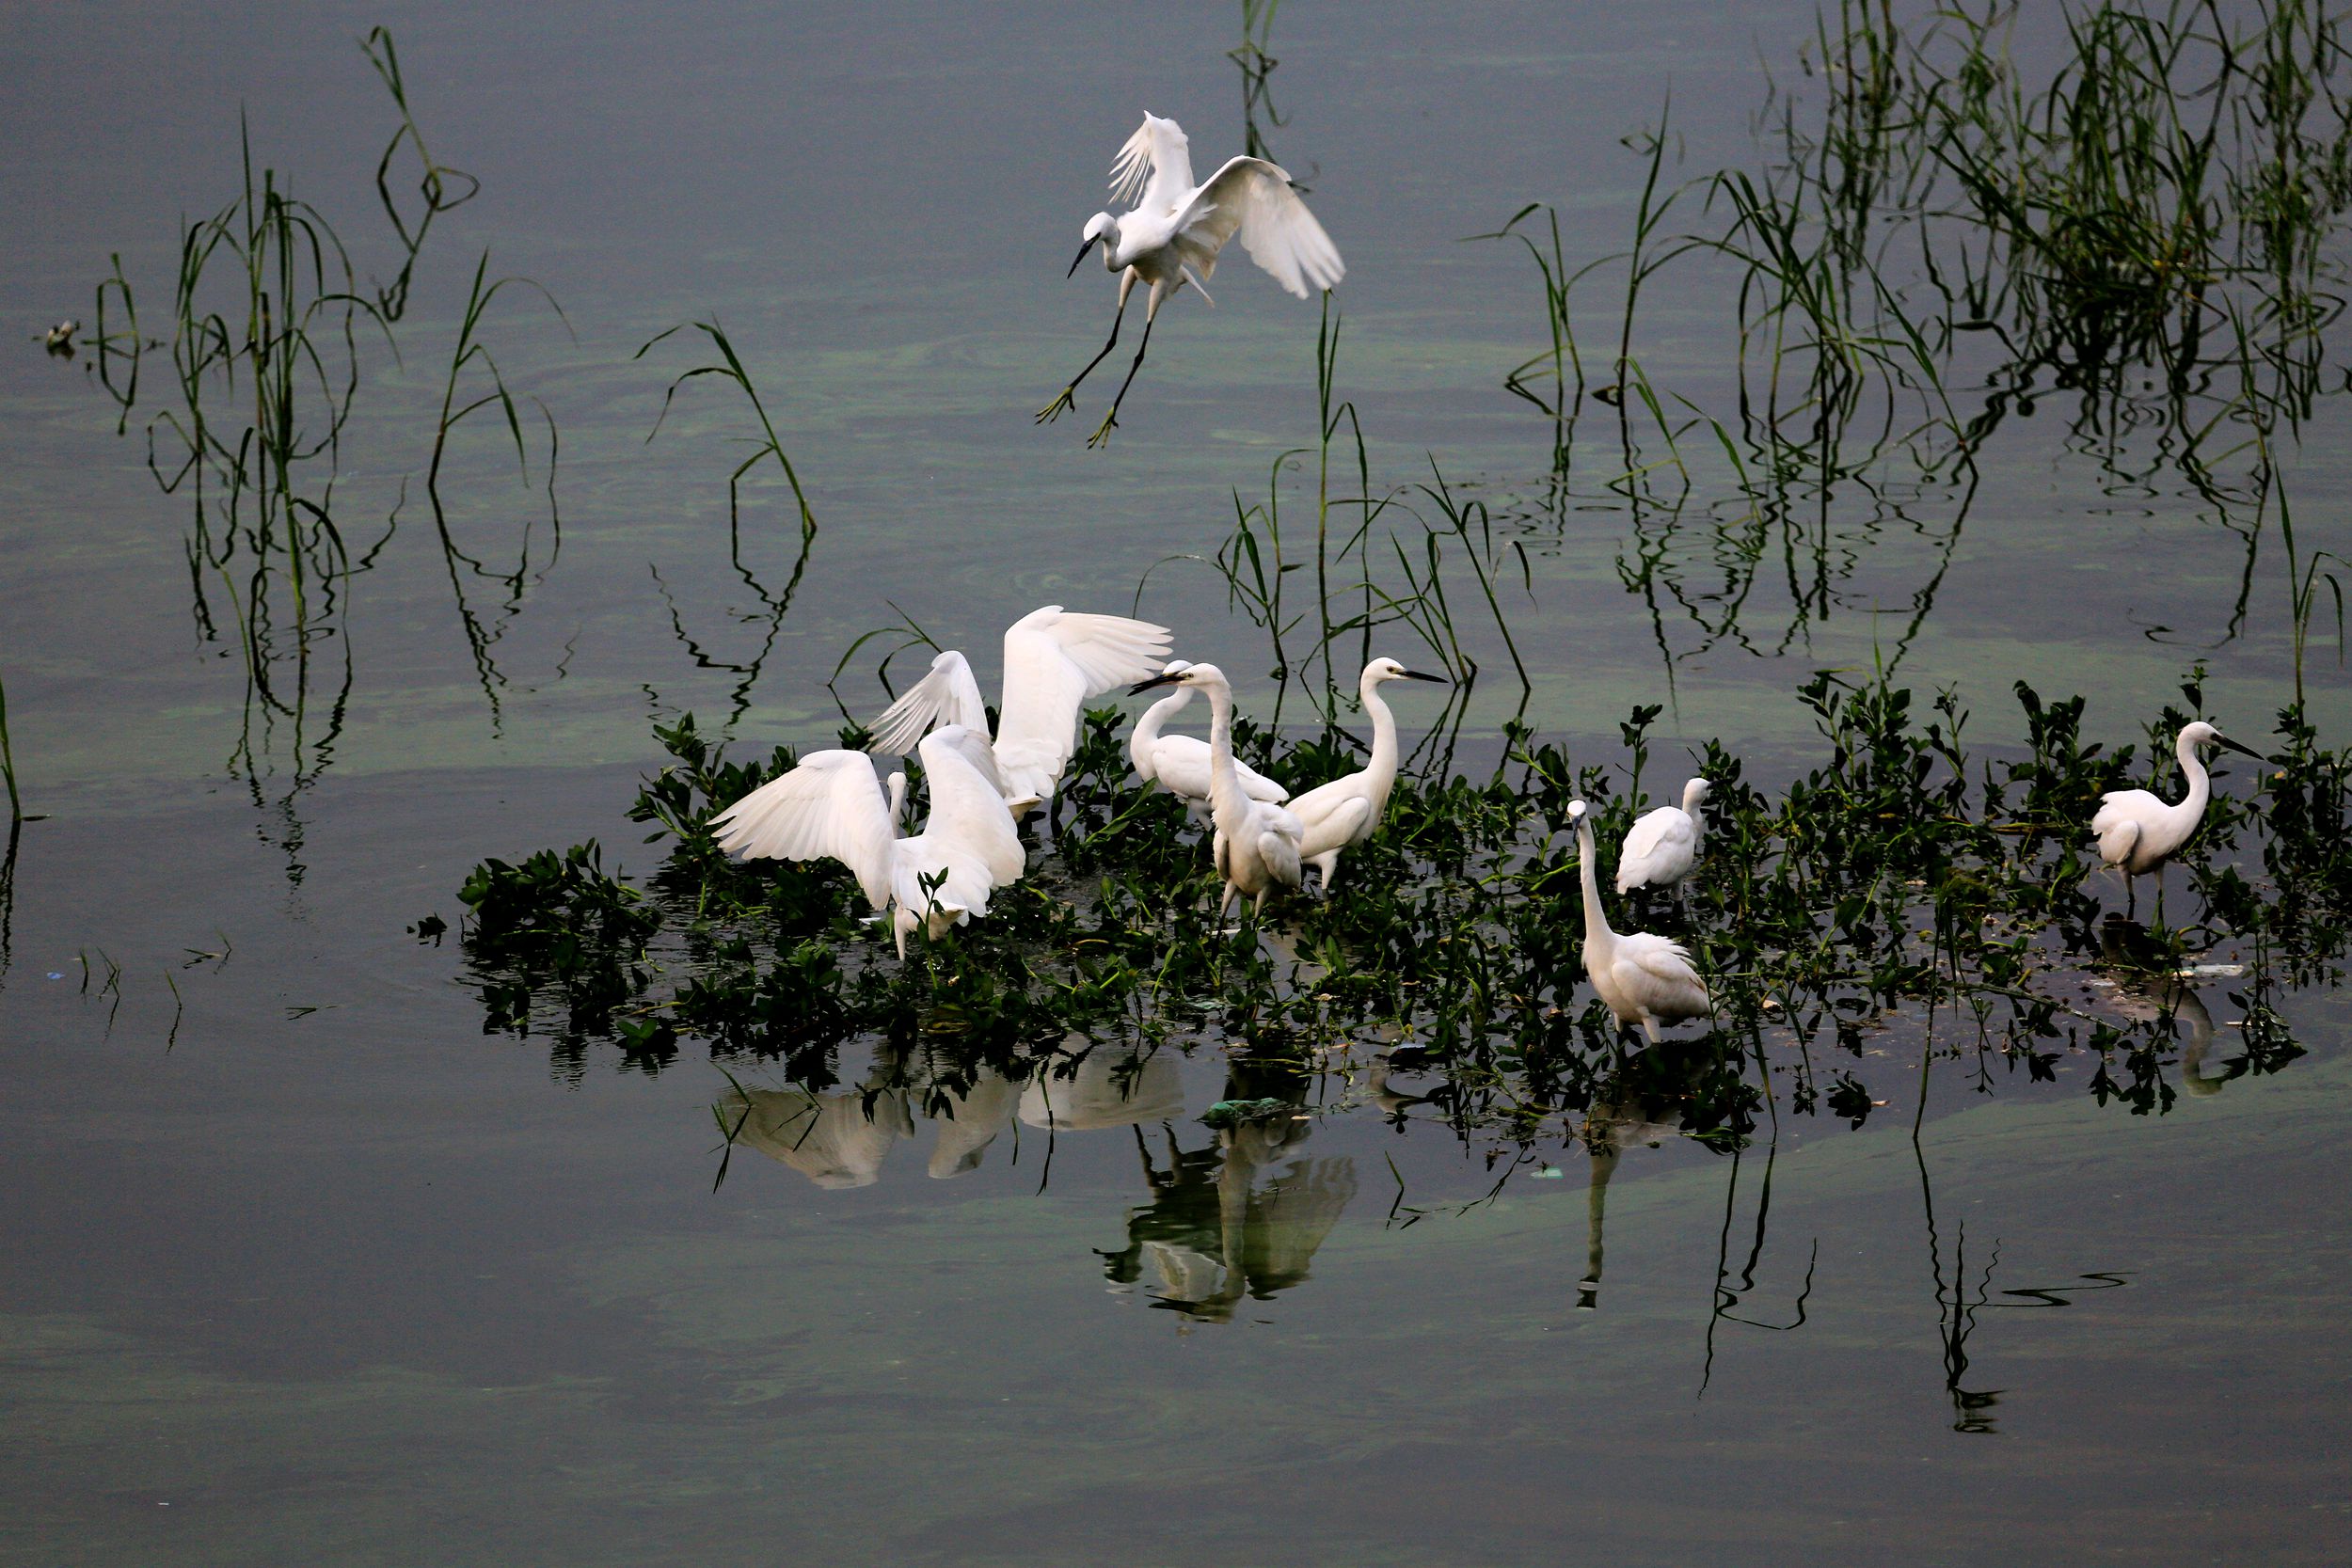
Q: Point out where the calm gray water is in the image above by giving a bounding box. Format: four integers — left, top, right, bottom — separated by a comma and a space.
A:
2, 2, 2347, 1563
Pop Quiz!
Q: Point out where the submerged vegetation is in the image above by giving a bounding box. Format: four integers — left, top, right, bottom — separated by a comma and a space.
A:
441, 671, 2349, 1170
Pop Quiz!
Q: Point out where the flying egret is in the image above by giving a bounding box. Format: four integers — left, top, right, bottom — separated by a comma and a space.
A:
1566, 800, 1713, 1045
1130, 658, 1290, 833
1039, 112, 1344, 447
1287, 657, 1446, 891
710, 725, 1025, 958
866, 605, 1173, 819
1130, 662, 1305, 919
2090, 721, 2260, 917
1614, 777, 1712, 900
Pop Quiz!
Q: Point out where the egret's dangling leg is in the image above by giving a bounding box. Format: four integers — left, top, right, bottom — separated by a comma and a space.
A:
1088, 281, 1168, 449
1038, 272, 1136, 424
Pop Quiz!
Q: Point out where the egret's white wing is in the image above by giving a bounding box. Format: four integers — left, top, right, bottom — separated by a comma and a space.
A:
1298, 794, 1372, 860
1175, 156, 1344, 297
710, 751, 896, 911
1615, 806, 1696, 891
1109, 112, 1197, 215
1147, 736, 1289, 806
1612, 934, 1712, 1021
2091, 789, 2153, 868
992, 606, 1174, 803
1286, 773, 1364, 837
917, 726, 1027, 886
1255, 811, 1306, 891
866, 650, 988, 757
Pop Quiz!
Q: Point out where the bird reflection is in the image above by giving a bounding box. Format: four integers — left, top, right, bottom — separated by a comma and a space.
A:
2099, 916, 2228, 1097
916, 1059, 1023, 1178
722, 1081, 914, 1189
1574, 1096, 1683, 1310
1020, 1045, 1185, 1132
1097, 1051, 1356, 1323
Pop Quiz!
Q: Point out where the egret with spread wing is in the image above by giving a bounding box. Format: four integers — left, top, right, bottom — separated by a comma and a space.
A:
711, 726, 1025, 958
1567, 800, 1712, 1046
1040, 112, 1344, 447
866, 605, 1173, 820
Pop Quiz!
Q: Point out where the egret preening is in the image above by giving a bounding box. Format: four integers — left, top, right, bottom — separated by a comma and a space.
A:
1130, 662, 1305, 919
2090, 721, 2260, 918
866, 605, 1173, 819
1566, 800, 1713, 1045
1130, 659, 1290, 828
711, 725, 1025, 958
1039, 112, 1345, 447
1288, 657, 1446, 891
1614, 777, 1712, 900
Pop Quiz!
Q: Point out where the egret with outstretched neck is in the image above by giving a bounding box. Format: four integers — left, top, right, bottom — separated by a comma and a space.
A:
1130, 658, 1289, 835
1566, 800, 1712, 1045
1288, 657, 1446, 891
1040, 113, 1344, 447
2090, 721, 2259, 918
1130, 663, 1304, 919
1615, 777, 1711, 901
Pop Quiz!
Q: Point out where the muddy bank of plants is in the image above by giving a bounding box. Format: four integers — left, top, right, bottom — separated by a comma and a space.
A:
435, 667, 2348, 1159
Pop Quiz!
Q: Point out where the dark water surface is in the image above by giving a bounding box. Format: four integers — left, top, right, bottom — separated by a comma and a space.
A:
3, 2, 2347, 1563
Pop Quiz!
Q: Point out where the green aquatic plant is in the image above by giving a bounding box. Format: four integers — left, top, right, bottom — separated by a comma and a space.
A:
436, 663, 2350, 1146
635, 319, 820, 726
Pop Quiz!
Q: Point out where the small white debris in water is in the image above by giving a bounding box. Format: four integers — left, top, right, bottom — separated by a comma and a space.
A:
1534, 1166, 1565, 1179
2176, 963, 2246, 978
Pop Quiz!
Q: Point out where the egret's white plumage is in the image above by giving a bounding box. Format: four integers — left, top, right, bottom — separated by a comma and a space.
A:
1130, 659, 1289, 827
1041, 113, 1345, 444
1288, 657, 1446, 890
710, 725, 1025, 958
1130, 662, 1304, 918
1567, 800, 1713, 1045
2090, 722, 2254, 898
1614, 777, 1712, 896
866, 605, 1172, 816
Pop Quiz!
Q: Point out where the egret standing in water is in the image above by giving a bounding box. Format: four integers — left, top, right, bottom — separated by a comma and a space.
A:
1565, 800, 1712, 1046
1130, 663, 1304, 920
1040, 112, 1344, 447
1614, 777, 1711, 904
866, 605, 1171, 821
2090, 721, 2260, 918
1129, 658, 1290, 828
1288, 657, 1446, 892
711, 726, 1025, 959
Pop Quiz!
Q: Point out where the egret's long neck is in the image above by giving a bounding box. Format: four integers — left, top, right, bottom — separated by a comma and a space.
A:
1131, 689, 1189, 777
2175, 732, 2212, 824
1362, 675, 1401, 816
1576, 816, 1614, 959
1680, 779, 1707, 849
1203, 680, 1248, 824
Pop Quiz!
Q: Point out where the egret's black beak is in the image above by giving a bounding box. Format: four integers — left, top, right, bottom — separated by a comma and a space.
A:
1129, 672, 1182, 695
1400, 669, 1449, 684
1067, 238, 1101, 278
2217, 736, 2263, 759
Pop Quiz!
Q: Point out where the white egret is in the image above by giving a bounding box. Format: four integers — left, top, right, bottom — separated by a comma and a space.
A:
1130, 658, 1289, 832
1130, 662, 1305, 918
1614, 777, 1712, 899
1566, 800, 1713, 1045
2090, 721, 2260, 916
1039, 112, 1344, 447
1288, 657, 1447, 891
866, 605, 1172, 819
710, 725, 1025, 958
